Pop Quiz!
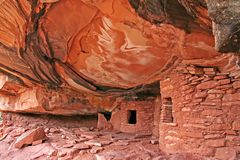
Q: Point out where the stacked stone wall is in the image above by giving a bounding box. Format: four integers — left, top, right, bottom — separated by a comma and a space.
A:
110, 100, 155, 135
159, 65, 240, 159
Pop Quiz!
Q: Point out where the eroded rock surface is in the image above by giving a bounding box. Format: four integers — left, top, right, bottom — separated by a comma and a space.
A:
0, 113, 216, 160
0, 0, 237, 114
1, 1, 240, 158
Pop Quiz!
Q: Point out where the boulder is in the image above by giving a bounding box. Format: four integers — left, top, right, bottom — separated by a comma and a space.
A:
14, 127, 47, 148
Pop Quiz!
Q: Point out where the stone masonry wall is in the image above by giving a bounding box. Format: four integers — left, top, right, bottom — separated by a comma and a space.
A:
159, 65, 240, 160
110, 100, 155, 135
153, 97, 161, 137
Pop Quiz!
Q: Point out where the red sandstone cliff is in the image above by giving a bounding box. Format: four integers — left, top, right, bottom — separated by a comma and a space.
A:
0, 0, 239, 114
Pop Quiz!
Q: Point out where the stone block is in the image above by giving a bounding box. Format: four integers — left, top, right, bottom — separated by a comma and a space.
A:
14, 127, 47, 148
181, 107, 191, 112
233, 81, 240, 89
196, 81, 218, 90
201, 109, 223, 117
209, 124, 231, 131
204, 134, 224, 139
181, 131, 203, 138
192, 147, 215, 157
181, 85, 191, 92
200, 102, 218, 106
215, 147, 236, 160
191, 77, 205, 82
222, 101, 240, 107
218, 79, 231, 85
194, 91, 207, 98
207, 94, 223, 100
205, 139, 225, 147
226, 88, 236, 94
216, 84, 232, 89
232, 121, 240, 130
208, 89, 225, 94
223, 93, 240, 102
185, 94, 193, 100
203, 68, 217, 72
214, 75, 228, 80
186, 66, 204, 75
192, 98, 203, 103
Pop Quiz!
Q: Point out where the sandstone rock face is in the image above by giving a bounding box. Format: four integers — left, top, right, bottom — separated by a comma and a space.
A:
1, 1, 240, 159
0, 0, 225, 114
0, 0, 238, 114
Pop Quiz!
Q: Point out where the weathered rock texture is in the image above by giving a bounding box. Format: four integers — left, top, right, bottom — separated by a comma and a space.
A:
0, 0, 226, 114
111, 99, 155, 134
0, 113, 214, 160
1, 0, 240, 159
159, 55, 240, 159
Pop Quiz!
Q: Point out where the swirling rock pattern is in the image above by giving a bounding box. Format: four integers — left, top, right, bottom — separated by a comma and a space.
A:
0, 0, 238, 114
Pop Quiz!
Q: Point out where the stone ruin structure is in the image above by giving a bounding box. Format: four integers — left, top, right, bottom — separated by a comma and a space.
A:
0, 0, 240, 159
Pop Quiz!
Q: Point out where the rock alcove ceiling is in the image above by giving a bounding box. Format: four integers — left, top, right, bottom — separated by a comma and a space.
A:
0, 0, 239, 114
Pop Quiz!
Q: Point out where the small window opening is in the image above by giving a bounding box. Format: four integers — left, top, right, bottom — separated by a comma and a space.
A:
128, 110, 137, 124
161, 97, 173, 123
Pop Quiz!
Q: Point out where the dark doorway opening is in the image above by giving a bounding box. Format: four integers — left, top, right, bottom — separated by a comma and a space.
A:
102, 112, 112, 121
128, 110, 137, 124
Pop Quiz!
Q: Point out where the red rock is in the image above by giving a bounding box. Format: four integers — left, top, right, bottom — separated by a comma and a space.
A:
187, 67, 204, 75
224, 130, 237, 136
49, 128, 61, 133
73, 143, 90, 150
233, 81, 240, 89
181, 107, 191, 112
63, 144, 74, 148
226, 88, 236, 94
113, 141, 129, 146
90, 146, 104, 154
204, 134, 224, 139
222, 101, 240, 107
196, 81, 218, 90
85, 140, 102, 147
205, 139, 225, 147
209, 124, 231, 131
97, 113, 112, 130
204, 71, 216, 75
32, 139, 43, 146
223, 93, 240, 101
201, 109, 223, 117
215, 147, 236, 160
81, 132, 99, 139
214, 75, 228, 80
216, 84, 232, 89
0, 1, 240, 159
79, 127, 90, 132
110, 109, 121, 131
9, 127, 26, 137
203, 68, 217, 72
218, 79, 231, 85
194, 91, 207, 98
200, 101, 218, 106
207, 93, 223, 100
75, 137, 88, 143
14, 127, 47, 148
181, 85, 191, 92
232, 121, 240, 130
